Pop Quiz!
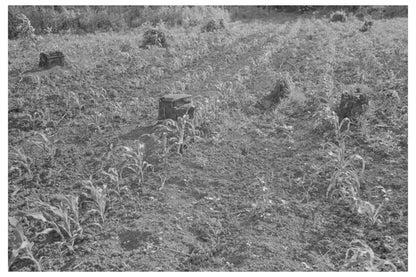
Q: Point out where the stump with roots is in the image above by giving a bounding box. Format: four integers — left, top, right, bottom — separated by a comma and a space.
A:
337, 87, 369, 121
158, 94, 195, 121
330, 11, 347, 22
359, 21, 373, 32
140, 29, 168, 49
201, 19, 225, 33
256, 74, 293, 110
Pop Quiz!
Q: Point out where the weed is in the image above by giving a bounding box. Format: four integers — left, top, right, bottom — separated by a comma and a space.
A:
342, 239, 397, 271
8, 216, 42, 271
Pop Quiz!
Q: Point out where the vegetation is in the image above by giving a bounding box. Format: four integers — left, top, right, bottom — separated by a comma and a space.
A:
8, 6, 407, 272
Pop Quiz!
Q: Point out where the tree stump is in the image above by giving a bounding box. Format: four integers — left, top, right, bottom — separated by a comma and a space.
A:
39, 51, 65, 69
158, 94, 195, 121
337, 87, 369, 121
256, 74, 293, 110
201, 19, 225, 32
140, 29, 168, 49
359, 21, 373, 32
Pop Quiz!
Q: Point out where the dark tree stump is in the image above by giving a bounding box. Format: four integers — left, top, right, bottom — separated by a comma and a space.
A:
256, 74, 293, 109
158, 94, 195, 121
201, 19, 225, 32
140, 29, 168, 49
39, 51, 65, 69
359, 21, 373, 32
330, 12, 347, 22
337, 87, 369, 121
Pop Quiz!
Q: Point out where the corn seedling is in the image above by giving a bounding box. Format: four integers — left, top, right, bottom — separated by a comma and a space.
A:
9, 146, 33, 180
250, 175, 274, 218
354, 198, 384, 225
342, 239, 397, 271
101, 167, 129, 197
324, 141, 365, 199
20, 195, 82, 251
116, 140, 153, 186
355, 185, 392, 225
156, 114, 197, 155
8, 216, 42, 271
30, 131, 57, 158
81, 178, 107, 225
158, 174, 167, 191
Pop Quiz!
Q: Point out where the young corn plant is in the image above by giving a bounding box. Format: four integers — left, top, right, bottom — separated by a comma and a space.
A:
29, 131, 57, 158
324, 140, 366, 200
100, 167, 129, 198
8, 216, 42, 271
355, 185, 392, 225
115, 140, 153, 186
20, 195, 82, 251
319, 111, 366, 200
9, 146, 33, 181
81, 178, 107, 226
342, 239, 397, 271
156, 114, 199, 155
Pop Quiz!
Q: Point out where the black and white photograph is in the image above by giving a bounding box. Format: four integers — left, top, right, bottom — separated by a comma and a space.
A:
6, 1, 410, 272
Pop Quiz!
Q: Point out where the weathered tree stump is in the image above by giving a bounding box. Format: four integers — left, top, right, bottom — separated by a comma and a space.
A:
39, 51, 65, 69
337, 87, 369, 121
201, 19, 225, 32
158, 94, 195, 121
330, 11, 347, 22
256, 74, 293, 110
140, 29, 168, 49
359, 21, 373, 32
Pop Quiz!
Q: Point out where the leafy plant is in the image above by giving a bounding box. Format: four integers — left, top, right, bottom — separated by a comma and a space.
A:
20, 195, 82, 251
101, 167, 129, 197
81, 178, 107, 225
8, 216, 42, 271
9, 146, 33, 180
30, 131, 57, 158
156, 114, 199, 155
342, 239, 397, 271
324, 140, 366, 199
116, 140, 153, 186
355, 185, 392, 225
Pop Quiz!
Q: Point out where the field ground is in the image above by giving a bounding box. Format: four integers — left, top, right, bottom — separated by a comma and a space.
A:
8, 13, 408, 271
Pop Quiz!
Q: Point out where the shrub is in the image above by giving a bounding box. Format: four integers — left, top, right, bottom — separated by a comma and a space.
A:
127, 6, 230, 28
330, 10, 347, 22
8, 11, 35, 39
